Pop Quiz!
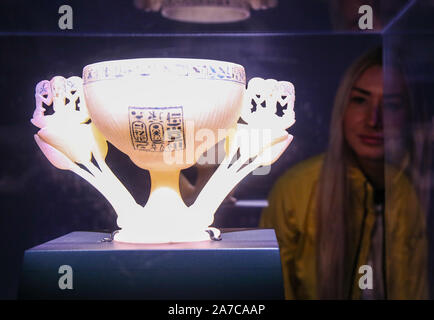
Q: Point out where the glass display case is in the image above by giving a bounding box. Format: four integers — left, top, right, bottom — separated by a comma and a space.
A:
0, 0, 433, 299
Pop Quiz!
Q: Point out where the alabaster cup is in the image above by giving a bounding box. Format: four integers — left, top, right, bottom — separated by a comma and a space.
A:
32, 57, 295, 243
83, 58, 245, 171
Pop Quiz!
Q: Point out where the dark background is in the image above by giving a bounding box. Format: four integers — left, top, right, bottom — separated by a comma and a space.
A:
0, 0, 433, 299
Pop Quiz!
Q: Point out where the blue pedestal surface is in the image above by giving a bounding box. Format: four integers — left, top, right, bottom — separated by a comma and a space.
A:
19, 229, 284, 299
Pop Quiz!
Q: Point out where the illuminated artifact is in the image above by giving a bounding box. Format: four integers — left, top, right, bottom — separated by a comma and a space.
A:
31, 58, 295, 243
134, 0, 278, 23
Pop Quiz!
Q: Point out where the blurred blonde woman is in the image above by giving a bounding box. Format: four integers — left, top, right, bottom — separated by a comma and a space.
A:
260, 47, 428, 299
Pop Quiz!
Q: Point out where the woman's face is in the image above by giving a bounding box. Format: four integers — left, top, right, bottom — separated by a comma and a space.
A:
343, 65, 385, 162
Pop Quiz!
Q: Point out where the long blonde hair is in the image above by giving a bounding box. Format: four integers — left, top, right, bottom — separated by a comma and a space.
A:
316, 47, 382, 299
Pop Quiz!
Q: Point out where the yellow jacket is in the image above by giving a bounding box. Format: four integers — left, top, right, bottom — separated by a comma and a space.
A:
260, 154, 428, 299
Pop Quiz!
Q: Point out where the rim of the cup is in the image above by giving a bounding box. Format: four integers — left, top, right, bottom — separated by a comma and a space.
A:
83, 57, 244, 70
82, 58, 246, 85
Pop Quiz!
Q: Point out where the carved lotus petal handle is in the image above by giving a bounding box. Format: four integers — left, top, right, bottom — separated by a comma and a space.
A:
31, 76, 108, 165
241, 77, 295, 130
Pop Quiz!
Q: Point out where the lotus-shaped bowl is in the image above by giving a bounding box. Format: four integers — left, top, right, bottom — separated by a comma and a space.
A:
83, 58, 246, 170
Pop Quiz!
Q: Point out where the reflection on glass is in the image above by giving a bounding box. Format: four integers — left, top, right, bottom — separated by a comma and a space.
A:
260, 47, 429, 300
133, 0, 278, 23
